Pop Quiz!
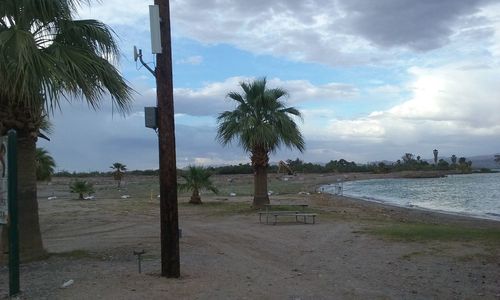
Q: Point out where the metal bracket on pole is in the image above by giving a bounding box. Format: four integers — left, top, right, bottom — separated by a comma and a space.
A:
134, 46, 156, 77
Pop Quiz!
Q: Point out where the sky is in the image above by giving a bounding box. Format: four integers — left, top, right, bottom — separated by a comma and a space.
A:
38, 0, 500, 172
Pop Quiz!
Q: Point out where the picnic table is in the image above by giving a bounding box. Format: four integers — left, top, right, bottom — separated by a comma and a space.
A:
258, 204, 317, 225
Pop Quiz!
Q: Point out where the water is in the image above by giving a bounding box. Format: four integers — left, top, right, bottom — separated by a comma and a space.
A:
322, 172, 500, 221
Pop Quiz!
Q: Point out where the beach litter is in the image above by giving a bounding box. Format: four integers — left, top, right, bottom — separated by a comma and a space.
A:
121, 195, 131, 199
229, 192, 237, 196
61, 279, 74, 288
47, 196, 57, 200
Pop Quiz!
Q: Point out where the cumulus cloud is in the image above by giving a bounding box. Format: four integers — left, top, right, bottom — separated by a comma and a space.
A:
337, 0, 492, 51
387, 65, 500, 127
76, 1, 500, 66
172, 77, 357, 116
298, 63, 500, 161
168, 0, 498, 65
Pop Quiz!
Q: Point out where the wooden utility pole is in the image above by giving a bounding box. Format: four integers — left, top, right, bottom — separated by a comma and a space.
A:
155, 0, 180, 277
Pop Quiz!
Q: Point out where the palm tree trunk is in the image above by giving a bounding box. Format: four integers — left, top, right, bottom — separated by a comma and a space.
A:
253, 165, 269, 208
0, 132, 46, 263
189, 189, 202, 204
251, 147, 270, 208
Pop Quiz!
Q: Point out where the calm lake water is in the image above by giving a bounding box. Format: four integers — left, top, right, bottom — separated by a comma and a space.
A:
322, 172, 500, 221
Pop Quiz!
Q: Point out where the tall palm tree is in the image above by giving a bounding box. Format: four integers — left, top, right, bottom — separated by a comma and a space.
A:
0, 0, 132, 262
178, 166, 218, 204
36, 148, 56, 181
217, 78, 305, 208
110, 162, 127, 188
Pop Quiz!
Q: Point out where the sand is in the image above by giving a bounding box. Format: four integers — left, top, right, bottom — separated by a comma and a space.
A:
1, 173, 499, 299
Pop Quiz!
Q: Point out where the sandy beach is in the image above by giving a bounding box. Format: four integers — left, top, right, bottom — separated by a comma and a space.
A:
1, 173, 499, 299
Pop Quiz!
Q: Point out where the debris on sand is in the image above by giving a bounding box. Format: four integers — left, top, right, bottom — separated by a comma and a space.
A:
61, 279, 74, 288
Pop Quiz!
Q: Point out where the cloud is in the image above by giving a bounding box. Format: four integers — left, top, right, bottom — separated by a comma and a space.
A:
76, 1, 500, 67
172, 77, 357, 116
386, 65, 500, 127
77, 0, 150, 28
297, 63, 500, 161
367, 85, 403, 96
168, 0, 498, 65
177, 55, 203, 65
337, 0, 492, 51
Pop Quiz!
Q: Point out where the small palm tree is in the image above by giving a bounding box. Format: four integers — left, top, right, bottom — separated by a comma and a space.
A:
69, 180, 94, 200
36, 148, 56, 181
178, 166, 218, 204
110, 162, 127, 188
217, 77, 304, 208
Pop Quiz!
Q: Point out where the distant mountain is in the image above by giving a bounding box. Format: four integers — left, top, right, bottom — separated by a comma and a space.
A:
467, 154, 500, 169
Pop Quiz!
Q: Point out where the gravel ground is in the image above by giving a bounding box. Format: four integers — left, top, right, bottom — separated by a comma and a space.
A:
1, 174, 499, 299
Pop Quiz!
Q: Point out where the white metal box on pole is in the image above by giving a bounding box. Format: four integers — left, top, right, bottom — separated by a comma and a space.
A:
149, 5, 162, 54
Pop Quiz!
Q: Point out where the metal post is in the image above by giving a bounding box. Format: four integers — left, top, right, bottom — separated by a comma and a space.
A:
8, 129, 19, 296
154, 0, 180, 277
133, 250, 145, 273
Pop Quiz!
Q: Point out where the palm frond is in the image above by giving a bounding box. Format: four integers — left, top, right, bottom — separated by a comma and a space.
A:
178, 166, 218, 194
0, 0, 133, 121
36, 147, 56, 181
216, 77, 305, 159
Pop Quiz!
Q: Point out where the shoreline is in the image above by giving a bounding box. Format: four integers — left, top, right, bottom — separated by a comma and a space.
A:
342, 192, 500, 223
350, 193, 500, 223
312, 171, 500, 227
315, 192, 500, 229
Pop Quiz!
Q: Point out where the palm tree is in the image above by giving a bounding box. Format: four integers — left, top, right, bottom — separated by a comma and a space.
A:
110, 162, 127, 188
0, 0, 132, 262
178, 166, 218, 204
69, 180, 95, 200
217, 78, 305, 208
36, 148, 56, 181
433, 149, 439, 165
451, 154, 457, 170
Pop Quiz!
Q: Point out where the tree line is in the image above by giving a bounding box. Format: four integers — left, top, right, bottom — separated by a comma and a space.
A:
50, 152, 484, 178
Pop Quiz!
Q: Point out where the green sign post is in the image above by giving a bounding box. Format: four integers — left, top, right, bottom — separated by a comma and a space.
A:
0, 135, 7, 224
8, 130, 19, 296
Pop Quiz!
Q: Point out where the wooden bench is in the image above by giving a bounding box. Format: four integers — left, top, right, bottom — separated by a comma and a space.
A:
258, 211, 299, 224
258, 204, 317, 225
268, 212, 317, 225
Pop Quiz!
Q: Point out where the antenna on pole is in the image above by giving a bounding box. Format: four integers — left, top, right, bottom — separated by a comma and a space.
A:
133, 45, 156, 77
133, 46, 139, 62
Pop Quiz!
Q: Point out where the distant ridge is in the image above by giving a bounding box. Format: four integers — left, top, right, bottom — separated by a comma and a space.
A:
467, 154, 500, 169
